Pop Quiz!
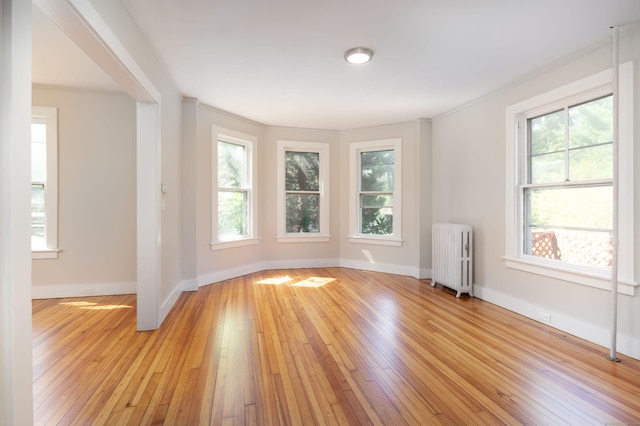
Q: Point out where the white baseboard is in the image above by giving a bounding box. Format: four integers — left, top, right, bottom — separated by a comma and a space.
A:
182, 278, 198, 292
197, 261, 268, 287
475, 285, 640, 361
159, 282, 184, 325
196, 259, 420, 290
264, 257, 341, 270
32, 281, 136, 299
339, 258, 421, 278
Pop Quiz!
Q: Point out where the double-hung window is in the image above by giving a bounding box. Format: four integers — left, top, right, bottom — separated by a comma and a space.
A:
523, 94, 613, 268
505, 62, 635, 293
276, 141, 330, 242
211, 126, 258, 249
31, 106, 59, 259
349, 138, 402, 246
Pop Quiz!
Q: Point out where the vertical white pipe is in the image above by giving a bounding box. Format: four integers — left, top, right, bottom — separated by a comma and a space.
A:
608, 25, 620, 362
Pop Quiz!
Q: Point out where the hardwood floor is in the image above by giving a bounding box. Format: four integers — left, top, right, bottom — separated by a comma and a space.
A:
32, 268, 640, 425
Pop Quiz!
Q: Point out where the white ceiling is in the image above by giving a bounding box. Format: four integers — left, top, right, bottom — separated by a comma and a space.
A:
33, 0, 640, 130
32, 5, 120, 93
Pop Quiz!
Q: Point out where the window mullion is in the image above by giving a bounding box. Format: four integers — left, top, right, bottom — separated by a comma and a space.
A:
521, 178, 613, 190
564, 106, 570, 182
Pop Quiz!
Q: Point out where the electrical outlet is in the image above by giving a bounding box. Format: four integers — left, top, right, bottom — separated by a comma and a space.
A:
540, 312, 551, 323
82, 287, 95, 295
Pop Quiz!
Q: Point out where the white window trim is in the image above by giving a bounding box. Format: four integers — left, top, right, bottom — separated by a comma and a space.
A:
276, 140, 330, 243
210, 126, 258, 250
349, 138, 403, 246
504, 61, 636, 295
32, 106, 59, 260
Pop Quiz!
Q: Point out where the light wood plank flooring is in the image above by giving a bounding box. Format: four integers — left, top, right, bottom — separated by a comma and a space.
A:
33, 268, 640, 425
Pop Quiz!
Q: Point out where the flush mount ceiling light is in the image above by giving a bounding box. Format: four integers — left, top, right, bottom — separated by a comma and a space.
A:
344, 47, 374, 64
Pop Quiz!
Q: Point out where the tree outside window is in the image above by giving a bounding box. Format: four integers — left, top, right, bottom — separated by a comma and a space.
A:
349, 138, 402, 246
276, 140, 330, 242
359, 149, 394, 235
217, 140, 249, 241
285, 151, 320, 233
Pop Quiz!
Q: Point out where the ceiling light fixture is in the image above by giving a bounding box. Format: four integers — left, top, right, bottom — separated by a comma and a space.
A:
344, 47, 373, 64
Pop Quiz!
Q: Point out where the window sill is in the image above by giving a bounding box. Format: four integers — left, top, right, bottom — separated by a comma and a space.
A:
349, 236, 403, 247
32, 249, 60, 260
210, 237, 259, 251
276, 234, 331, 243
502, 255, 638, 296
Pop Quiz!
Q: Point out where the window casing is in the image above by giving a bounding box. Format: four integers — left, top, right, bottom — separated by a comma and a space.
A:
349, 138, 402, 246
211, 126, 258, 249
505, 62, 636, 294
276, 141, 330, 242
31, 106, 59, 259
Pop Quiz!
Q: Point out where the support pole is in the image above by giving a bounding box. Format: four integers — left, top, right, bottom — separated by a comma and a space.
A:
607, 25, 621, 363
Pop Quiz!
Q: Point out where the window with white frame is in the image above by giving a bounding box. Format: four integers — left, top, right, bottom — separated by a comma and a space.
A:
505, 62, 635, 294
276, 141, 330, 242
349, 138, 402, 246
31, 106, 59, 259
211, 126, 258, 249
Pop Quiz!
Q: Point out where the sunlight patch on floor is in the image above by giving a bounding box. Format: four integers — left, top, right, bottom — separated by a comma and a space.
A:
255, 276, 294, 285
291, 277, 335, 288
254, 275, 335, 287
59, 301, 133, 310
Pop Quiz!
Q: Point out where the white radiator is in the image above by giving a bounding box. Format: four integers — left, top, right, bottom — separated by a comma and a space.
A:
431, 223, 473, 297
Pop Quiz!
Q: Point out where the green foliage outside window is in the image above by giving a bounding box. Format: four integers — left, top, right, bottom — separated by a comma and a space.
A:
360, 150, 394, 235
285, 151, 320, 232
526, 95, 613, 268
218, 141, 248, 240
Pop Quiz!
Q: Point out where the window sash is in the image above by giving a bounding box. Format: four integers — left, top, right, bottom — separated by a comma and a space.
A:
31, 183, 46, 249
31, 106, 58, 258
217, 189, 248, 240
211, 126, 257, 248
521, 94, 614, 270
358, 150, 395, 235
349, 138, 402, 246
276, 141, 330, 241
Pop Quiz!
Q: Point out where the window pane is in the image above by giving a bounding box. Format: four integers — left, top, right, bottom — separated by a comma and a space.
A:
31, 123, 47, 182
285, 151, 319, 191
360, 207, 393, 235
361, 150, 394, 191
31, 184, 46, 249
569, 144, 612, 181
527, 227, 612, 268
286, 193, 319, 233
530, 151, 564, 184
218, 190, 247, 240
525, 185, 612, 268
568, 96, 613, 149
218, 141, 246, 188
529, 110, 564, 155
526, 186, 611, 229
360, 194, 393, 235
360, 194, 392, 208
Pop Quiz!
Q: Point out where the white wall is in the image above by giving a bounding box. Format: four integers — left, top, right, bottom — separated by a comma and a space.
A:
1, 0, 34, 423
432, 28, 640, 359
183, 103, 433, 287
31, 86, 137, 298
189, 103, 266, 285
88, 0, 184, 323
262, 125, 341, 267
339, 121, 430, 278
